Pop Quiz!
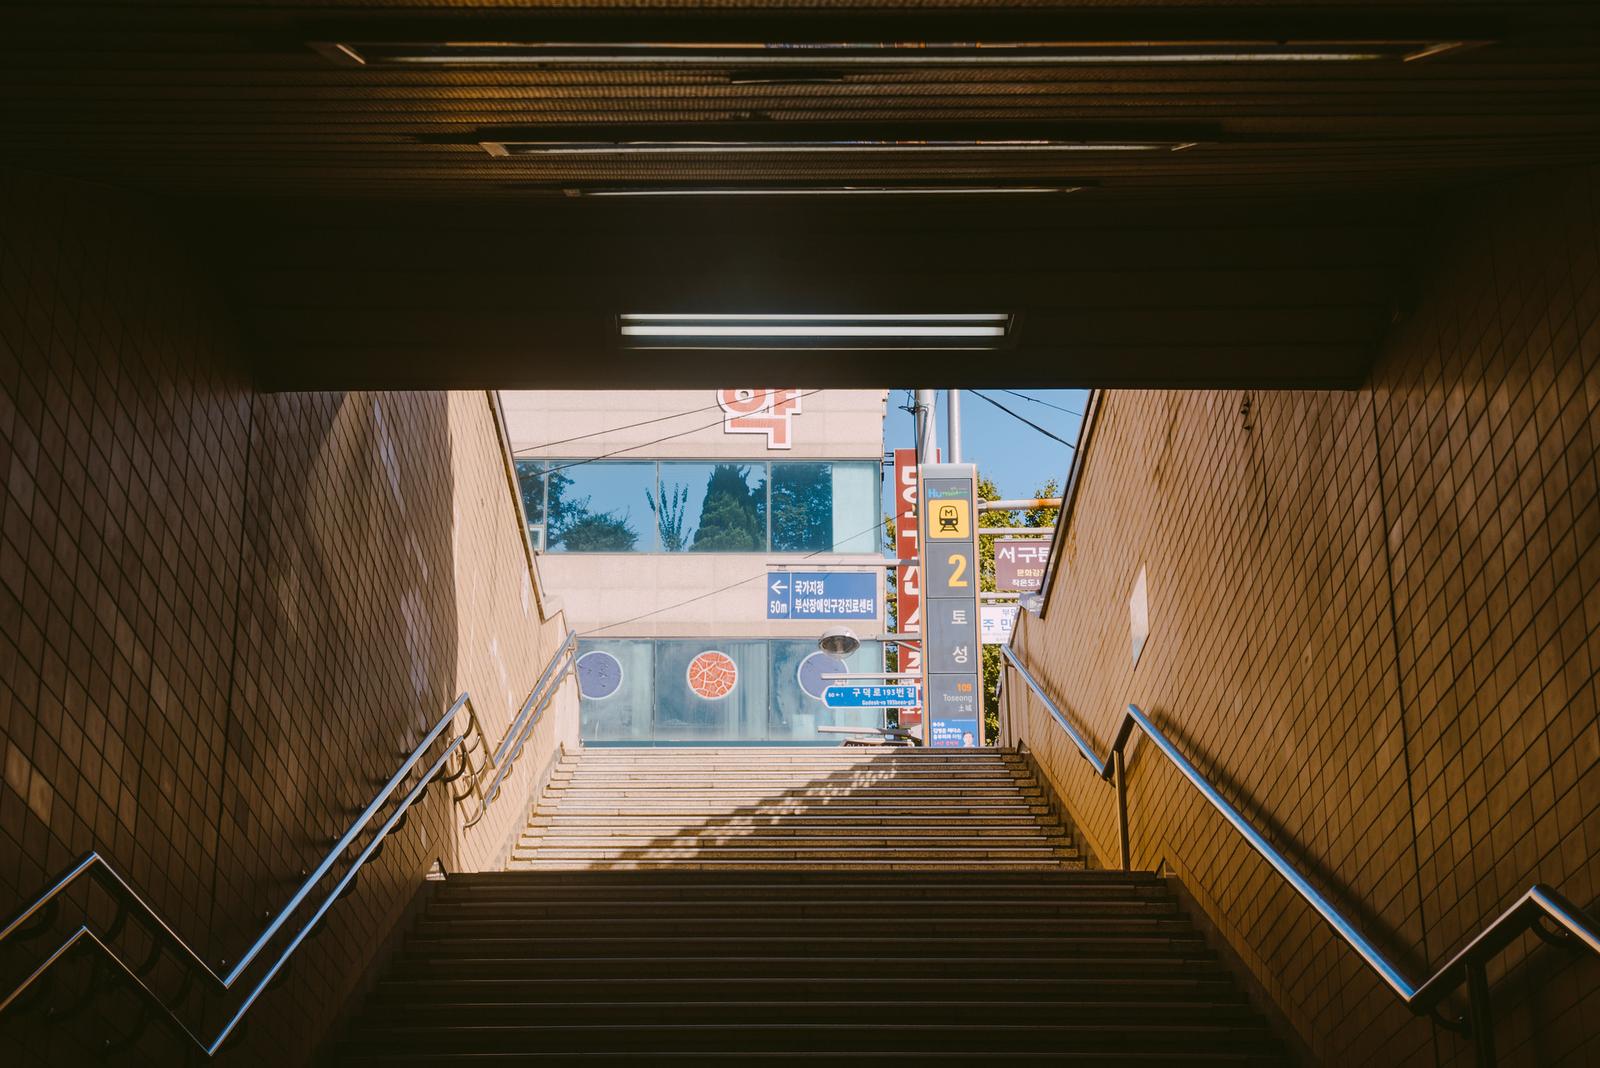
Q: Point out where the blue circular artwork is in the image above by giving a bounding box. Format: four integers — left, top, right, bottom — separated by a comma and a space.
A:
796, 651, 848, 701
577, 650, 624, 701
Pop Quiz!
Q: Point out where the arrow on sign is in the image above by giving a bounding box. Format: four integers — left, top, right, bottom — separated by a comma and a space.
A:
770, 577, 789, 595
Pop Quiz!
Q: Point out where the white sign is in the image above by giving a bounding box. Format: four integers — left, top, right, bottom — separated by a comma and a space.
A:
981, 604, 1019, 645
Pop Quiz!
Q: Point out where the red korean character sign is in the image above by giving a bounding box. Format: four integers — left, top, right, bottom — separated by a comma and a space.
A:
718, 389, 803, 449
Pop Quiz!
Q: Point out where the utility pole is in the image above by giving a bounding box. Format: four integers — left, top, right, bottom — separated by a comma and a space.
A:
914, 388, 938, 466
946, 388, 962, 463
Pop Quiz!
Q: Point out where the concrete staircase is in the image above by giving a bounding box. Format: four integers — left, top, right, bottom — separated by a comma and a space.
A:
509, 747, 1082, 869
325, 748, 1288, 1064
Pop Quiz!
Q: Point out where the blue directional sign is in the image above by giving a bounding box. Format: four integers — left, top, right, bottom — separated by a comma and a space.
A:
767, 571, 878, 620
823, 685, 920, 709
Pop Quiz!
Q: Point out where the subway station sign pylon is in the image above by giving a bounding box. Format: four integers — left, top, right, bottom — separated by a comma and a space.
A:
917, 463, 983, 747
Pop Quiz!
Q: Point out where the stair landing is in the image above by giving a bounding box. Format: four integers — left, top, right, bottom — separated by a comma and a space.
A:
510, 747, 1082, 870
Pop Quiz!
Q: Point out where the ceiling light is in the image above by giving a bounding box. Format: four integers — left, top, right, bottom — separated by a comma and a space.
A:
316, 39, 1482, 67
617, 313, 1014, 350
565, 184, 1088, 197
484, 139, 1193, 157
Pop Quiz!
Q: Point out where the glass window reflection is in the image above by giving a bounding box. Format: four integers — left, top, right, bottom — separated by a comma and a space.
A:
514, 459, 546, 548
656, 462, 768, 553
546, 461, 658, 552
771, 461, 879, 553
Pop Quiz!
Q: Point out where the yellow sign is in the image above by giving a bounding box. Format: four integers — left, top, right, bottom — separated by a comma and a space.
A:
926, 498, 970, 539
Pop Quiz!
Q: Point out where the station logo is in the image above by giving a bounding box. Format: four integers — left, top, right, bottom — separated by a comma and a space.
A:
718, 388, 803, 449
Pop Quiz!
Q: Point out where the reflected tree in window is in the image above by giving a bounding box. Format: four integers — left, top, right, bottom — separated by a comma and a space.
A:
647, 482, 690, 551
691, 464, 765, 552
771, 463, 833, 552
546, 466, 640, 551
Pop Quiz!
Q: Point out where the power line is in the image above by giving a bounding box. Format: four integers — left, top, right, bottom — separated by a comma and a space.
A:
968, 390, 1079, 449
538, 390, 825, 476
995, 389, 1085, 419
515, 399, 731, 453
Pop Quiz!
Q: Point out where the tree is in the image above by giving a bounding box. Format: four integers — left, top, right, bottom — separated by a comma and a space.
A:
558, 513, 639, 552
545, 466, 640, 551
691, 465, 764, 552
647, 481, 690, 551
978, 477, 1060, 744
771, 463, 833, 551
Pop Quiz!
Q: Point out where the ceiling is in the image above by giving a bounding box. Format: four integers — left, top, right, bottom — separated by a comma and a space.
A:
4, 1, 1599, 388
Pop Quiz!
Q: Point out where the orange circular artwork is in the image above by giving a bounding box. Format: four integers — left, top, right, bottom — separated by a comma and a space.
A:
686, 650, 739, 700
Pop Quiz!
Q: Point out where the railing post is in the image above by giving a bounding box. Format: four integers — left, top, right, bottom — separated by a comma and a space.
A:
1112, 747, 1131, 871
1465, 961, 1496, 1068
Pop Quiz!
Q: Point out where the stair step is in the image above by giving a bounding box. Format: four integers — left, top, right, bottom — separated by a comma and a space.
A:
515, 831, 1075, 850
384, 956, 1226, 982
334, 1021, 1277, 1055
413, 918, 1191, 937
400, 936, 1208, 961
424, 902, 1180, 921
371, 975, 1250, 1004
349, 999, 1261, 1027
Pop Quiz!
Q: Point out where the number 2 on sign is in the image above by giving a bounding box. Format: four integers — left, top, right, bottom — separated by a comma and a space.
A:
947, 554, 969, 588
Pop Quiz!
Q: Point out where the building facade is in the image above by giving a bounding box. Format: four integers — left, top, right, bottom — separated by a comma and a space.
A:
502, 389, 892, 745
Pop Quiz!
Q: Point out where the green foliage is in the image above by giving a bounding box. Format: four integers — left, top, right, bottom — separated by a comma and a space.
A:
647, 482, 690, 551
544, 466, 641, 551
771, 463, 833, 551
691, 464, 765, 552
978, 477, 1060, 745
558, 513, 639, 551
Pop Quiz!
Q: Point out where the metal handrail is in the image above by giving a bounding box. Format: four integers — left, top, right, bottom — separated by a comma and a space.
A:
481, 631, 579, 810
0, 634, 580, 1057
999, 643, 1600, 1067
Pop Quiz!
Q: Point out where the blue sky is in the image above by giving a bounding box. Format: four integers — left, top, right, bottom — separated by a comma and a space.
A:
883, 389, 1088, 499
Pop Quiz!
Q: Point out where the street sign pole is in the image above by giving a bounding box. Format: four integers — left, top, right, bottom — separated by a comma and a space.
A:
917, 463, 984, 748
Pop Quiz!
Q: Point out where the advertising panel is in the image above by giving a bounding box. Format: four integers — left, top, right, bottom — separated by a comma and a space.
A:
994, 539, 1051, 593
980, 604, 1019, 645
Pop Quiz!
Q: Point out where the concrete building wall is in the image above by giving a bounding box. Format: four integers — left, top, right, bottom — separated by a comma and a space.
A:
0, 169, 577, 1064
1008, 165, 1600, 1066
503, 389, 887, 461
504, 388, 890, 638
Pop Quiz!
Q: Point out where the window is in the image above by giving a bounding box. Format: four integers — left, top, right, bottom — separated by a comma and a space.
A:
576, 637, 887, 744
771, 461, 879, 553
519, 459, 880, 554
656, 462, 768, 552
514, 459, 546, 546
546, 461, 658, 552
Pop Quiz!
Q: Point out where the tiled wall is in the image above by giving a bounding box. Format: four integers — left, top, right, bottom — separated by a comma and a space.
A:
1010, 165, 1600, 1065
0, 169, 577, 1063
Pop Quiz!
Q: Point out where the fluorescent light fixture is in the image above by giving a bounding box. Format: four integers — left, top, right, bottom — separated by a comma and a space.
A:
317, 39, 1483, 67
618, 313, 1013, 350
566, 184, 1087, 197
485, 139, 1192, 157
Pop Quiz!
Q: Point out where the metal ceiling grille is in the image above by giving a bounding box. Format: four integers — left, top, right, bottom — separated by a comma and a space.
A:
1, 4, 1596, 200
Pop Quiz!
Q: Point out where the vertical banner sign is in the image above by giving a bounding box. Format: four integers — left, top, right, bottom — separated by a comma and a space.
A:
892, 448, 924, 729
918, 463, 983, 747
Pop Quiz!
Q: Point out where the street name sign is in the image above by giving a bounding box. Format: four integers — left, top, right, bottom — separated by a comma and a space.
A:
823, 684, 920, 709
